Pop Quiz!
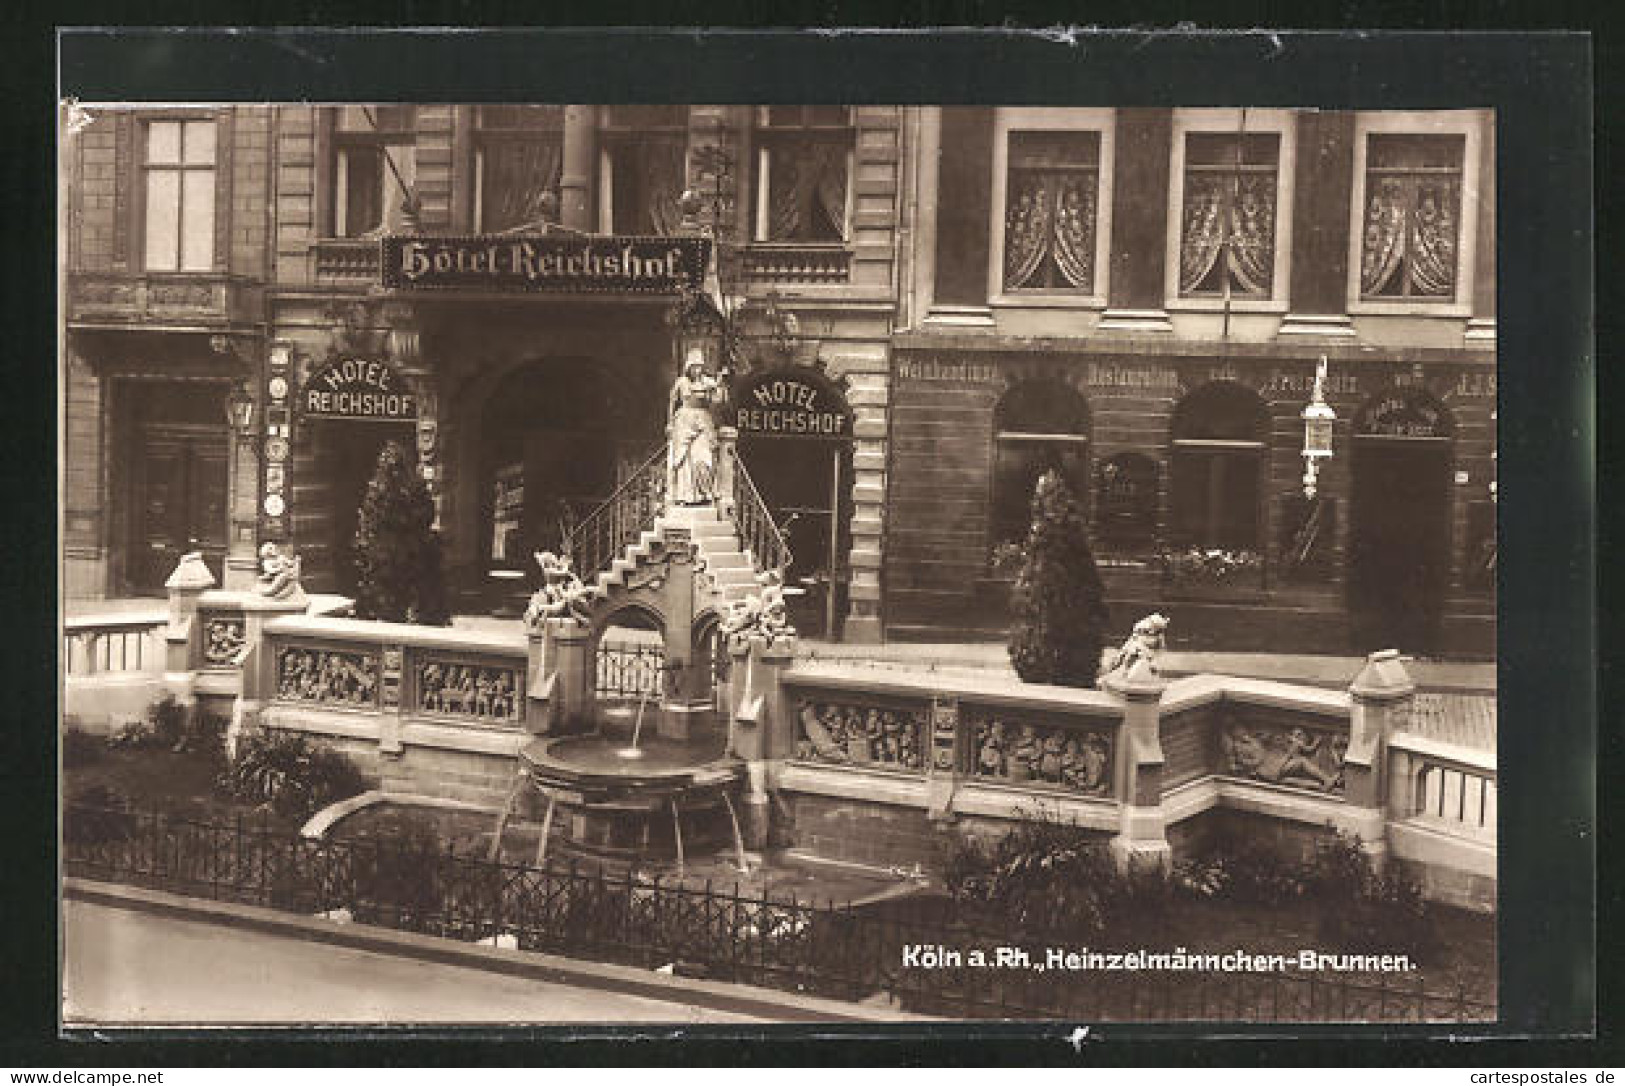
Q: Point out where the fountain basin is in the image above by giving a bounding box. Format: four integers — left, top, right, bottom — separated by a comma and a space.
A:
519, 731, 747, 862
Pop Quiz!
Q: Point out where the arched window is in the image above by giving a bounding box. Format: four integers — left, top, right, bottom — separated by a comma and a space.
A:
1170, 381, 1268, 551
990, 379, 1091, 546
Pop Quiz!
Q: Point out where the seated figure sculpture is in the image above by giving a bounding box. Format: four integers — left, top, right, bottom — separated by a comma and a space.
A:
720, 569, 792, 646
523, 550, 593, 628
255, 542, 303, 600
1109, 612, 1169, 676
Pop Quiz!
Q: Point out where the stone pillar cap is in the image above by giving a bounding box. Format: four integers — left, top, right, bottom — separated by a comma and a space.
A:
164, 553, 217, 591
1349, 648, 1417, 700
1101, 658, 1167, 700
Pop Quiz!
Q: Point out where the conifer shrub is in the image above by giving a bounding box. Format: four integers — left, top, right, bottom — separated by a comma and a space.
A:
1008, 469, 1111, 687
352, 440, 450, 625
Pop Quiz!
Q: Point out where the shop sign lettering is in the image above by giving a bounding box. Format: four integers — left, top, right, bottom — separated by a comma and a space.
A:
382, 235, 707, 293
1086, 363, 1182, 390
302, 358, 417, 421
1359, 394, 1448, 438
732, 368, 854, 440
897, 357, 998, 385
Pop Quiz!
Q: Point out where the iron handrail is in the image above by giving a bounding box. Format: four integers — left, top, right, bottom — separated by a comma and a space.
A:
731, 451, 793, 576
566, 445, 668, 580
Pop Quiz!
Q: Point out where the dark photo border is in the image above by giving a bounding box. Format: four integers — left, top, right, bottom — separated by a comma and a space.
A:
17, 23, 1599, 1066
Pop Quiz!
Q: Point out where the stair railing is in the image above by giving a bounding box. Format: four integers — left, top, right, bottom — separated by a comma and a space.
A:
729, 449, 793, 577
566, 445, 668, 580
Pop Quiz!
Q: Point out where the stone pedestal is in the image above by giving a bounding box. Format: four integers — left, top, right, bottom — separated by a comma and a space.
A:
163, 555, 216, 711
1102, 659, 1171, 873
1347, 648, 1417, 869
529, 619, 592, 735
725, 633, 795, 849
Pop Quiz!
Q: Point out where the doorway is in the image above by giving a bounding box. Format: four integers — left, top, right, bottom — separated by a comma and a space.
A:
1347, 436, 1452, 655
738, 436, 853, 639
116, 382, 231, 595
317, 422, 416, 597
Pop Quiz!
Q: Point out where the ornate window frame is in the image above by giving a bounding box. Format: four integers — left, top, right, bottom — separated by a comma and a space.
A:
987, 107, 1116, 310
1346, 110, 1483, 318
1163, 107, 1296, 314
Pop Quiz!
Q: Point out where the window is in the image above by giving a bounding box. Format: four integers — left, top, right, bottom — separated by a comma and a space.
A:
1094, 452, 1159, 549
599, 105, 688, 235
1177, 132, 1280, 298
990, 380, 1091, 547
333, 106, 416, 238
475, 105, 563, 234
1169, 382, 1268, 551
1002, 131, 1101, 293
754, 106, 852, 243
142, 118, 216, 271
1358, 134, 1465, 300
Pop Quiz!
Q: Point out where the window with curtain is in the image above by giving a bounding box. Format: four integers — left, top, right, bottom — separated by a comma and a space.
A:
755, 106, 851, 243
332, 105, 416, 238
1169, 382, 1268, 551
476, 105, 564, 234
1002, 130, 1100, 293
601, 105, 687, 235
990, 379, 1092, 548
1178, 132, 1280, 298
143, 118, 216, 271
1094, 452, 1160, 549
1359, 134, 1465, 300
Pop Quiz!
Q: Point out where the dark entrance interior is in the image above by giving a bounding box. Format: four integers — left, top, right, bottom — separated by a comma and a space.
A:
475, 360, 657, 584
117, 382, 230, 595
1347, 436, 1452, 655
738, 437, 853, 639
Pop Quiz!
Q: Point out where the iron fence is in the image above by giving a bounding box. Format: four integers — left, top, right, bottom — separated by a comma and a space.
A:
595, 641, 666, 701
62, 801, 1495, 1023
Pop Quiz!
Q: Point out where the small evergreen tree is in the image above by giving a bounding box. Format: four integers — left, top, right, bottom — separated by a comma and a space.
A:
352, 440, 450, 625
1008, 469, 1110, 687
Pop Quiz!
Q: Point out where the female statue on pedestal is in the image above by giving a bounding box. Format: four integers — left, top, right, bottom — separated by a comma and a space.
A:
668, 348, 722, 505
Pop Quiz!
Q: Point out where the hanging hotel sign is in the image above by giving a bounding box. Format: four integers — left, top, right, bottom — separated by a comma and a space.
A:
380, 235, 708, 294
302, 357, 417, 421
731, 367, 854, 440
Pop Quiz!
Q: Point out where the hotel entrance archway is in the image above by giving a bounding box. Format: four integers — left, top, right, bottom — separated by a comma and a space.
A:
1347, 390, 1455, 656
731, 366, 855, 639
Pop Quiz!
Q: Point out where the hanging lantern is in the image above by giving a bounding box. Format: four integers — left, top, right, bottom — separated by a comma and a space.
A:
1300, 357, 1337, 499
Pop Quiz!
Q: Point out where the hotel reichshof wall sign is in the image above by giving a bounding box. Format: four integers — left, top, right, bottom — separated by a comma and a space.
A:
381, 235, 708, 294
732, 368, 854, 440
302, 357, 417, 422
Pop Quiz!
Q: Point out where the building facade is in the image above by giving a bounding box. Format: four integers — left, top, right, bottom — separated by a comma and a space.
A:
887, 107, 1496, 657
61, 103, 1495, 657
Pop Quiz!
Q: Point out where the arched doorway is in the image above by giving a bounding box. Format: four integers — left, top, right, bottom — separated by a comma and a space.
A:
731, 366, 855, 638
1348, 389, 1454, 655
990, 377, 1093, 546
306, 420, 415, 596
1169, 380, 1269, 553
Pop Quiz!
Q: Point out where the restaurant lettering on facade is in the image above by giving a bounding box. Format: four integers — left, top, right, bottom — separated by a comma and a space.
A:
732, 368, 854, 439
302, 358, 417, 421
381, 235, 708, 293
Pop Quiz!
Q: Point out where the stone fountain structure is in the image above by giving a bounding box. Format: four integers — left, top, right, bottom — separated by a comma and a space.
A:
490, 351, 793, 871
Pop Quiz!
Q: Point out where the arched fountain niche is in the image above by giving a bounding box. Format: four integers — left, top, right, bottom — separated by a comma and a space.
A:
505, 530, 751, 872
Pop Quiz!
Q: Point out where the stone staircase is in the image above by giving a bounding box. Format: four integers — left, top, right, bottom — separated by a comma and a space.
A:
585, 502, 763, 613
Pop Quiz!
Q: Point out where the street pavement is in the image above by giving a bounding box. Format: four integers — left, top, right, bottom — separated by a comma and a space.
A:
62, 898, 767, 1026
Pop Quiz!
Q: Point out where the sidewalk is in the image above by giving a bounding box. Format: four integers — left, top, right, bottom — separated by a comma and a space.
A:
63, 877, 924, 1025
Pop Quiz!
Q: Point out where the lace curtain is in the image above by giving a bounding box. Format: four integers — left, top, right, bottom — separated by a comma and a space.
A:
644, 139, 686, 236
768, 142, 848, 242
1003, 171, 1097, 291
484, 140, 563, 233
1179, 172, 1275, 295
1360, 174, 1459, 297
